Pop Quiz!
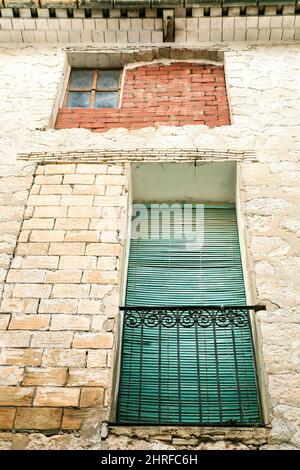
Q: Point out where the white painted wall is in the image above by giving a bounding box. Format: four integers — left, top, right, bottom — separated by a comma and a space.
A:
132, 162, 236, 202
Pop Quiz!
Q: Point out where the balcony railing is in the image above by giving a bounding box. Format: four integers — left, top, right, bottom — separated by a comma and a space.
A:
116, 305, 266, 426
120, 305, 266, 329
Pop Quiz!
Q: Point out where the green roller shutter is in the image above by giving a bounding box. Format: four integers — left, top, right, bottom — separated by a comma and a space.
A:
117, 203, 261, 425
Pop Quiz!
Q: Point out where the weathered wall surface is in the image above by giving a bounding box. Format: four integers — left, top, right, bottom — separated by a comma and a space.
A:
0, 43, 299, 449
0, 161, 128, 433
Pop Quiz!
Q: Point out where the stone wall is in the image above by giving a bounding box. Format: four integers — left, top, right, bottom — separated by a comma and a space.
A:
0, 161, 128, 432
0, 43, 299, 449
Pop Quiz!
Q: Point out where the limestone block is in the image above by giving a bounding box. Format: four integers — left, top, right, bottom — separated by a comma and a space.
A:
51, 284, 90, 298
82, 270, 118, 284
87, 350, 106, 368
42, 349, 86, 367
0, 387, 33, 406
16, 243, 49, 256
45, 270, 82, 283
0, 408, 16, 430
246, 197, 291, 215
13, 284, 51, 299
14, 407, 62, 431
7, 269, 46, 283
260, 323, 300, 374
60, 195, 94, 206
0, 349, 42, 367
250, 236, 290, 257
85, 243, 121, 256
64, 231, 100, 243
0, 314, 10, 330
73, 185, 105, 196
44, 164, 76, 175
58, 255, 96, 270
9, 315, 50, 330
80, 387, 104, 407
33, 207, 67, 218
22, 256, 59, 270
23, 219, 55, 230
31, 331, 73, 348
76, 164, 107, 174
50, 314, 90, 331
73, 332, 113, 349
67, 368, 108, 387
0, 366, 24, 386
38, 299, 78, 314
0, 331, 31, 348
77, 299, 102, 315
0, 298, 38, 314
23, 367, 67, 386
61, 408, 91, 430
48, 243, 85, 256
280, 216, 300, 236
247, 215, 273, 233
269, 374, 300, 407
55, 218, 90, 230
34, 387, 80, 407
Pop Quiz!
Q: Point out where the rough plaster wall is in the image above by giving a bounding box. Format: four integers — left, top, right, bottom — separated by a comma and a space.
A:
0, 43, 299, 449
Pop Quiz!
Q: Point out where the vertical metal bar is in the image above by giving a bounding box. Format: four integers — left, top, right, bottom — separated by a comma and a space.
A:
247, 310, 264, 425
195, 321, 202, 423
138, 316, 144, 423
158, 311, 162, 424
212, 319, 223, 424
116, 308, 126, 423
230, 321, 243, 423
177, 318, 182, 423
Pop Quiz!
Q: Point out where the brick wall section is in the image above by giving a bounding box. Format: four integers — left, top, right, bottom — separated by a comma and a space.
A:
56, 63, 230, 132
0, 162, 128, 432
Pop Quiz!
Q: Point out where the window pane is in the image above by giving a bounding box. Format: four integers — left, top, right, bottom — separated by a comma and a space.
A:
69, 70, 93, 89
94, 92, 118, 108
97, 70, 120, 89
66, 92, 90, 108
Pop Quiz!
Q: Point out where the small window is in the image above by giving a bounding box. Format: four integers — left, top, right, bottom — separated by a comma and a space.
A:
64, 69, 121, 109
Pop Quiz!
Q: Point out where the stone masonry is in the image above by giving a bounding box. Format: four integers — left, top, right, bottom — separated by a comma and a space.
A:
1, 161, 128, 432
0, 40, 299, 449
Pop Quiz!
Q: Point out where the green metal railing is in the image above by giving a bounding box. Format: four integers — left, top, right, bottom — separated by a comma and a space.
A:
116, 305, 265, 426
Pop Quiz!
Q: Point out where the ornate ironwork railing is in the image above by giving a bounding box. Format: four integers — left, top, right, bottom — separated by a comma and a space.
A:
120, 305, 266, 330
116, 305, 266, 426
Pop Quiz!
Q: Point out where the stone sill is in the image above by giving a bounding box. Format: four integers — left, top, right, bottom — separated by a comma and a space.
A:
108, 424, 270, 446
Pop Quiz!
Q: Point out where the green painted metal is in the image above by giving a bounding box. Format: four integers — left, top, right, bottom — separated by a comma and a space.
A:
118, 203, 261, 425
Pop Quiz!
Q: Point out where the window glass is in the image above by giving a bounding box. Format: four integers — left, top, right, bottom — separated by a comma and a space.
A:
66, 92, 90, 108
69, 70, 94, 89
97, 70, 120, 89
94, 92, 118, 108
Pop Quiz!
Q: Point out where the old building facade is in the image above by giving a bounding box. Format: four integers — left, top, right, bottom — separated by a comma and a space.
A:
0, 0, 299, 450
